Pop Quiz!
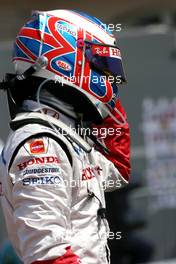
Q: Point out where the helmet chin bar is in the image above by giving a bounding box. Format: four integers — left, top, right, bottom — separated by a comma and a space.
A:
98, 102, 127, 126
85, 93, 127, 126
85, 93, 109, 120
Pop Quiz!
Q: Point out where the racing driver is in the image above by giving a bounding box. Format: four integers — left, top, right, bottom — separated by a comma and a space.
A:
0, 9, 131, 264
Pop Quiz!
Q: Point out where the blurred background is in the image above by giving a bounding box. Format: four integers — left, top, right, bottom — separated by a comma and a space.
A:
0, 0, 176, 263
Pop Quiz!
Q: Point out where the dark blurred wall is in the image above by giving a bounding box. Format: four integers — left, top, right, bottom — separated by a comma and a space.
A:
0, 44, 13, 141
0, 0, 176, 39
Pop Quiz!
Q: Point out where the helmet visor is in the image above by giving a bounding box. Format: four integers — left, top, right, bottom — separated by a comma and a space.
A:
85, 40, 127, 84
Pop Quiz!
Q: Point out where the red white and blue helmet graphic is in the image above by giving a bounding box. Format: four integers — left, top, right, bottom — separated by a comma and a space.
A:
13, 10, 126, 110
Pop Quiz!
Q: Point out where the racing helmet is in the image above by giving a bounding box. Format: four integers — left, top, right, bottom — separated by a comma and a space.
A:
12, 10, 126, 123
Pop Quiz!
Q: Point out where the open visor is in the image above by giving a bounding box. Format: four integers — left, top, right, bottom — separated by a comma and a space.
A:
85, 40, 127, 84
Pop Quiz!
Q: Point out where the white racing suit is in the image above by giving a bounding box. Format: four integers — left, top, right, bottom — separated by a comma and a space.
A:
0, 100, 130, 264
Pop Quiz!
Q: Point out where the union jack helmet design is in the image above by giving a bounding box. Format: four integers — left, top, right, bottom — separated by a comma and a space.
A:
13, 10, 126, 122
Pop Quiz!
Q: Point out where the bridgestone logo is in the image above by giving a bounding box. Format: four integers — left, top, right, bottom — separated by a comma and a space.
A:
23, 167, 60, 176
17, 156, 60, 170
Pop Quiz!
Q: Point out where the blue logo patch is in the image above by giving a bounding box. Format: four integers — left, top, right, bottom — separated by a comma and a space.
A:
22, 176, 61, 185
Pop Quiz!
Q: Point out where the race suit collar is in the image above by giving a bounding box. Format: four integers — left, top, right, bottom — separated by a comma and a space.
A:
22, 99, 76, 129
10, 111, 92, 153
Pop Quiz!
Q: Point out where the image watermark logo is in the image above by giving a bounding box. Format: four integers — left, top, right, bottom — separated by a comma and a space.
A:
55, 20, 122, 36
57, 177, 122, 190
99, 23, 122, 33
57, 124, 122, 140
55, 74, 122, 87
57, 228, 122, 243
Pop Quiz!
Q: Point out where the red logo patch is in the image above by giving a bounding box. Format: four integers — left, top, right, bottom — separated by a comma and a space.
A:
56, 60, 72, 71
82, 166, 102, 181
17, 156, 60, 171
30, 139, 45, 154
92, 45, 110, 57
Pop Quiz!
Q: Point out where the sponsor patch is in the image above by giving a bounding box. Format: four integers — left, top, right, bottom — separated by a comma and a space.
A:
22, 176, 62, 185
56, 60, 72, 72
56, 22, 77, 37
82, 166, 103, 181
29, 139, 45, 154
92, 45, 121, 59
23, 167, 61, 176
17, 156, 60, 170
41, 108, 60, 119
